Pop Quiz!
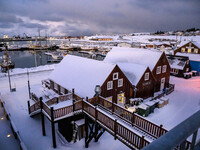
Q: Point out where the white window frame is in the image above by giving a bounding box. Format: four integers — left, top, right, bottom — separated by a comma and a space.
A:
144, 72, 149, 81
162, 65, 167, 73
113, 72, 118, 80
156, 66, 161, 74
107, 81, 113, 90
118, 78, 123, 87
194, 49, 198, 54
54, 82, 58, 91
106, 96, 112, 102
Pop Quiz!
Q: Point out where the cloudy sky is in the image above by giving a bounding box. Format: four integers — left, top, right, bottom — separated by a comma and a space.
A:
0, 0, 199, 36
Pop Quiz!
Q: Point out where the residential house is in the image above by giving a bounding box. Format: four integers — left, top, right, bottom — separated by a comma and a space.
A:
48, 55, 134, 106
174, 41, 200, 54
166, 55, 191, 77
104, 47, 171, 92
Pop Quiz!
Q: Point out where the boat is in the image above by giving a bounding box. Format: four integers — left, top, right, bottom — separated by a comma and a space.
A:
51, 52, 63, 60
0, 51, 15, 72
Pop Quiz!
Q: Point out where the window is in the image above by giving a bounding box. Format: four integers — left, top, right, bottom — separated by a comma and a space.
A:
106, 96, 112, 102
186, 68, 189, 72
171, 68, 178, 74
194, 49, 198, 54
162, 65, 167, 73
60, 87, 65, 94
144, 72, 149, 81
113, 72, 118, 80
188, 48, 191, 53
156, 66, 161, 74
187, 60, 189, 64
118, 93, 125, 106
107, 81, 113, 90
181, 48, 185, 52
54, 82, 58, 90
118, 78, 123, 87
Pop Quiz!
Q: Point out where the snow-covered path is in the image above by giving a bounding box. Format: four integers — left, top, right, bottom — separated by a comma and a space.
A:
147, 76, 200, 130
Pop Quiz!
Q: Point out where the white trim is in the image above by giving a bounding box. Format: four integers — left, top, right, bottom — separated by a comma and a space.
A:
156, 66, 161, 74
113, 72, 118, 80
107, 81, 113, 90
118, 78, 123, 87
144, 72, 149, 81
162, 65, 167, 73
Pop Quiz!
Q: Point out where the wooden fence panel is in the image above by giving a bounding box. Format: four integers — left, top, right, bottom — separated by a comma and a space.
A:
97, 111, 115, 131
30, 101, 40, 113
83, 101, 95, 118
74, 100, 83, 111
54, 105, 73, 119
42, 102, 51, 117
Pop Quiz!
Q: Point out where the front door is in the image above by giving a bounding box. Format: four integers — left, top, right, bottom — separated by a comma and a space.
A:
117, 93, 125, 106
160, 77, 165, 91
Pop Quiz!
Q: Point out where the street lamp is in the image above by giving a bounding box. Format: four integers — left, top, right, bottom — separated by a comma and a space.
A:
94, 85, 101, 97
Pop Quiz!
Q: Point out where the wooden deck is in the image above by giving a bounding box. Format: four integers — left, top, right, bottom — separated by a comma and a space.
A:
28, 90, 190, 150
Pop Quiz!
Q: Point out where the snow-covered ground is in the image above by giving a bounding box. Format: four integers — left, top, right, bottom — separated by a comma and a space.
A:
0, 68, 200, 149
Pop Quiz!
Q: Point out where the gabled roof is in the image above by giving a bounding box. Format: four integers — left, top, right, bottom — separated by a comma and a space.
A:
49, 55, 116, 98
117, 62, 148, 86
166, 56, 187, 70
104, 47, 163, 71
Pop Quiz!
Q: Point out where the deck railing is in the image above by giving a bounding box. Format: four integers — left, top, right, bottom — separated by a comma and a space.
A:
83, 100, 150, 149
29, 101, 41, 113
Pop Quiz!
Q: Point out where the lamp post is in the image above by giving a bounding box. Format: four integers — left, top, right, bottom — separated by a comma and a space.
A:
27, 69, 31, 99
94, 85, 101, 97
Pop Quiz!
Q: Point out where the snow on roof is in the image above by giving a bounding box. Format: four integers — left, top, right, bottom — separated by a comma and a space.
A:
193, 41, 200, 48
176, 52, 200, 62
167, 56, 187, 70
117, 62, 147, 85
104, 47, 163, 70
49, 55, 116, 98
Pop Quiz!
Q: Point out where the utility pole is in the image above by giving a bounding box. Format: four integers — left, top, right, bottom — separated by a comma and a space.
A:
5, 45, 12, 92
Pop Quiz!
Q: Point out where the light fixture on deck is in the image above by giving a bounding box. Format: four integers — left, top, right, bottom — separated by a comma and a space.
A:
1, 117, 4, 120
94, 85, 101, 96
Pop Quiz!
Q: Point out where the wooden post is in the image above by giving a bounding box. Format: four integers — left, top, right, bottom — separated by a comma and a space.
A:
94, 106, 98, 142
56, 97, 59, 104
40, 97, 46, 136
140, 136, 145, 149
132, 112, 135, 126
85, 114, 89, 148
72, 99, 75, 112
51, 107, 56, 148
86, 97, 88, 101
114, 119, 117, 140
159, 124, 163, 137
27, 101, 31, 114
112, 101, 114, 115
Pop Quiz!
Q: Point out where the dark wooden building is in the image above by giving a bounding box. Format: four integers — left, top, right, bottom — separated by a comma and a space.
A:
104, 47, 171, 92
48, 55, 134, 107
174, 41, 200, 54
166, 55, 191, 78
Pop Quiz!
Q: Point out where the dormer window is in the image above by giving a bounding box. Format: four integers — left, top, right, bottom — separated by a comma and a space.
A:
113, 72, 118, 80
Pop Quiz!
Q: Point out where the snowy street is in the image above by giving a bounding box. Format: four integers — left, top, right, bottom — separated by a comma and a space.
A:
0, 69, 200, 149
